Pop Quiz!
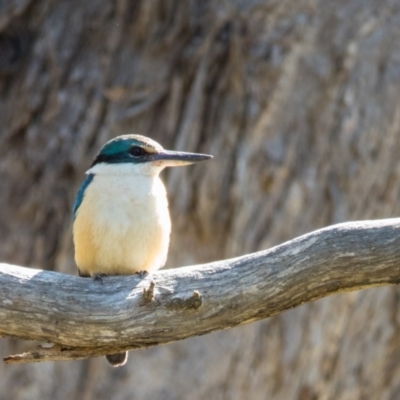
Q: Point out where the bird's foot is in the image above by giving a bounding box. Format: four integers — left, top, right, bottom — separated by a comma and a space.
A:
135, 270, 148, 277
92, 273, 107, 284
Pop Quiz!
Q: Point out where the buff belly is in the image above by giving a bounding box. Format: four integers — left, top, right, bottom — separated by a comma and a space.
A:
73, 174, 171, 276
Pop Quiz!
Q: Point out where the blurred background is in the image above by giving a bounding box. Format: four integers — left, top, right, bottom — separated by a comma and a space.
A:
1, 0, 400, 399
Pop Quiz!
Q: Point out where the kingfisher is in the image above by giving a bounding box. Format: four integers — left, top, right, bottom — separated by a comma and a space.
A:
73, 134, 212, 367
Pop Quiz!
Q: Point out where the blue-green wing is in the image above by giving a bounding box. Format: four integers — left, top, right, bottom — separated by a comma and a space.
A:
73, 174, 94, 219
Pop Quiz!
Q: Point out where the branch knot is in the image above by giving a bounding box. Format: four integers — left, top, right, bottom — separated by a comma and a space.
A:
142, 281, 156, 303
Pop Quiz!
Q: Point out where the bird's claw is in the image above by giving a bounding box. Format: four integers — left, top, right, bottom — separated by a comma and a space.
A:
135, 270, 148, 277
93, 273, 107, 284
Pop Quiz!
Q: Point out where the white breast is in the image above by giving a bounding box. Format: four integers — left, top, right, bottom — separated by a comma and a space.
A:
73, 171, 171, 276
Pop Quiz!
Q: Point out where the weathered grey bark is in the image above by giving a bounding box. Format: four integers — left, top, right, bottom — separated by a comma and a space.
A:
2, 0, 400, 399
2, 219, 400, 364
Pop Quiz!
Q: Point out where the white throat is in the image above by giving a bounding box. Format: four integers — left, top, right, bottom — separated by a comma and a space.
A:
87, 162, 165, 177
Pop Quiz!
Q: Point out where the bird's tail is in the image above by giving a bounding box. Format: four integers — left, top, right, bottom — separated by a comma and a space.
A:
106, 352, 128, 367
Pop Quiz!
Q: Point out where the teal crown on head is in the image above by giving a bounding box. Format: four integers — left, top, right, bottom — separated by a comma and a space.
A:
73, 134, 212, 218
92, 134, 212, 167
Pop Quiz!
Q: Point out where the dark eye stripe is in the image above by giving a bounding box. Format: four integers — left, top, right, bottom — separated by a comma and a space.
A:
129, 146, 146, 157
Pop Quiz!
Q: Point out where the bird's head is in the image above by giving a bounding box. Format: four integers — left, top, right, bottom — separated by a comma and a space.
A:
88, 134, 212, 176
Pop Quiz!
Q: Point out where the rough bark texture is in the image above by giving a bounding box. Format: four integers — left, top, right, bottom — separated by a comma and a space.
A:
1, 0, 400, 399
2, 219, 400, 366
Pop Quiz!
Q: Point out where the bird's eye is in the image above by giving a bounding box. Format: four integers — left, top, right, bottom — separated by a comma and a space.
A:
129, 146, 146, 157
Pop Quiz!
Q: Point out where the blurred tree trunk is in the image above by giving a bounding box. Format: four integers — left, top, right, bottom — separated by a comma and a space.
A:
1, 0, 400, 399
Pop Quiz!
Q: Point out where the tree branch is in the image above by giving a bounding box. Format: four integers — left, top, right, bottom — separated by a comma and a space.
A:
2, 219, 400, 364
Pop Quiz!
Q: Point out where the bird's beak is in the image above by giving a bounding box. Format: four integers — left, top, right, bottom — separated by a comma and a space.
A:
154, 150, 213, 167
